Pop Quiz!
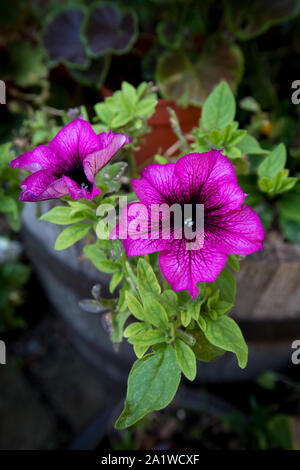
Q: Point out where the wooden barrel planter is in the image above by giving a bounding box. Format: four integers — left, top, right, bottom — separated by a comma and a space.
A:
21, 202, 300, 383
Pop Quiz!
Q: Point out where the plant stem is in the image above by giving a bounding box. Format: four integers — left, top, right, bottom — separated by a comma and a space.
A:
167, 107, 190, 154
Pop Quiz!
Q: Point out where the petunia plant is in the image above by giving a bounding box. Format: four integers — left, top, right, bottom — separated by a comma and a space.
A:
9, 79, 297, 429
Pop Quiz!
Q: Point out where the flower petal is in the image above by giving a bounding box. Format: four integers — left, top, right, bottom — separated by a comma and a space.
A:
48, 119, 100, 170
175, 150, 237, 200
132, 163, 183, 205
62, 175, 101, 201
205, 182, 246, 216
83, 130, 131, 183
110, 202, 170, 256
207, 204, 264, 255
19, 170, 68, 201
10, 145, 56, 172
159, 240, 227, 298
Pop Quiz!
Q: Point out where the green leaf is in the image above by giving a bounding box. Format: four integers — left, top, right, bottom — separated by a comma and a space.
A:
111, 310, 131, 343
137, 259, 161, 296
276, 176, 297, 194
94, 102, 115, 124
154, 154, 168, 165
236, 135, 268, 155
143, 295, 169, 329
239, 96, 261, 113
123, 322, 147, 338
83, 4, 138, 58
124, 261, 138, 290
228, 129, 247, 146
0, 143, 13, 168
278, 194, 300, 222
202, 81, 236, 131
197, 315, 207, 332
136, 95, 157, 117
279, 217, 300, 243
128, 329, 166, 347
156, 39, 243, 107
120, 81, 137, 112
190, 327, 225, 362
84, 244, 119, 273
181, 310, 192, 328
186, 297, 203, 322
95, 162, 128, 189
9, 41, 47, 86
214, 300, 233, 315
125, 291, 145, 321
40, 206, 90, 225
258, 177, 274, 193
204, 316, 248, 368
174, 338, 196, 381
226, 0, 300, 40
227, 254, 240, 272
214, 267, 236, 303
160, 290, 178, 318
226, 147, 241, 160
55, 224, 91, 250
258, 143, 286, 179
109, 271, 124, 294
268, 415, 294, 450
133, 344, 149, 359
0, 195, 18, 217
115, 344, 181, 429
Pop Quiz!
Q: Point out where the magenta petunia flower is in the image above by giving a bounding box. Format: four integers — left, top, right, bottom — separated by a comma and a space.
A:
11, 119, 130, 201
111, 151, 264, 298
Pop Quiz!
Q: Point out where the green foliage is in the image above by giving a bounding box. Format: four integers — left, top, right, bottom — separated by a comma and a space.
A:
55, 224, 92, 251
109, 257, 242, 427
201, 81, 236, 131
193, 80, 299, 243
95, 162, 128, 193
42, 3, 138, 87
84, 243, 121, 274
40, 205, 95, 225
0, 143, 23, 231
94, 82, 157, 147
174, 338, 196, 380
225, 396, 299, 450
203, 316, 248, 369
156, 39, 243, 107
257, 144, 297, 195
225, 0, 300, 40
115, 344, 181, 429
278, 183, 300, 242
192, 81, 266, 164
0, 254, 31, 332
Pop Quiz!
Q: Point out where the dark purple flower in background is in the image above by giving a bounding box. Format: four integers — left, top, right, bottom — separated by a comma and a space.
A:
111, 150, 264, 298
11, 119, 130, 202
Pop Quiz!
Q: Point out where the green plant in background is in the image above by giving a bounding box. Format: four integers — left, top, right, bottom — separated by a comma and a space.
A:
0, 142, 30, 332
223, 370, 300, 450
0, 143, 23, 231
192, 82, 299, 235
0, 237, 31, 332
1, 0, 300, 138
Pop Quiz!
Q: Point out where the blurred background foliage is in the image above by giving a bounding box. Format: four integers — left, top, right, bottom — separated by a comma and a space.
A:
1, 0, 300, 139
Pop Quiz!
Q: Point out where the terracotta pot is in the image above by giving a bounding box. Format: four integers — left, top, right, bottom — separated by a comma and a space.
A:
101, 86, 201, 166
133, 99, 201, 166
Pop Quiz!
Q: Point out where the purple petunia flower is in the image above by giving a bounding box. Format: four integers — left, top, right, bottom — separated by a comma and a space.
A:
111, 150, 264, 298
11, 119, 130, 202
